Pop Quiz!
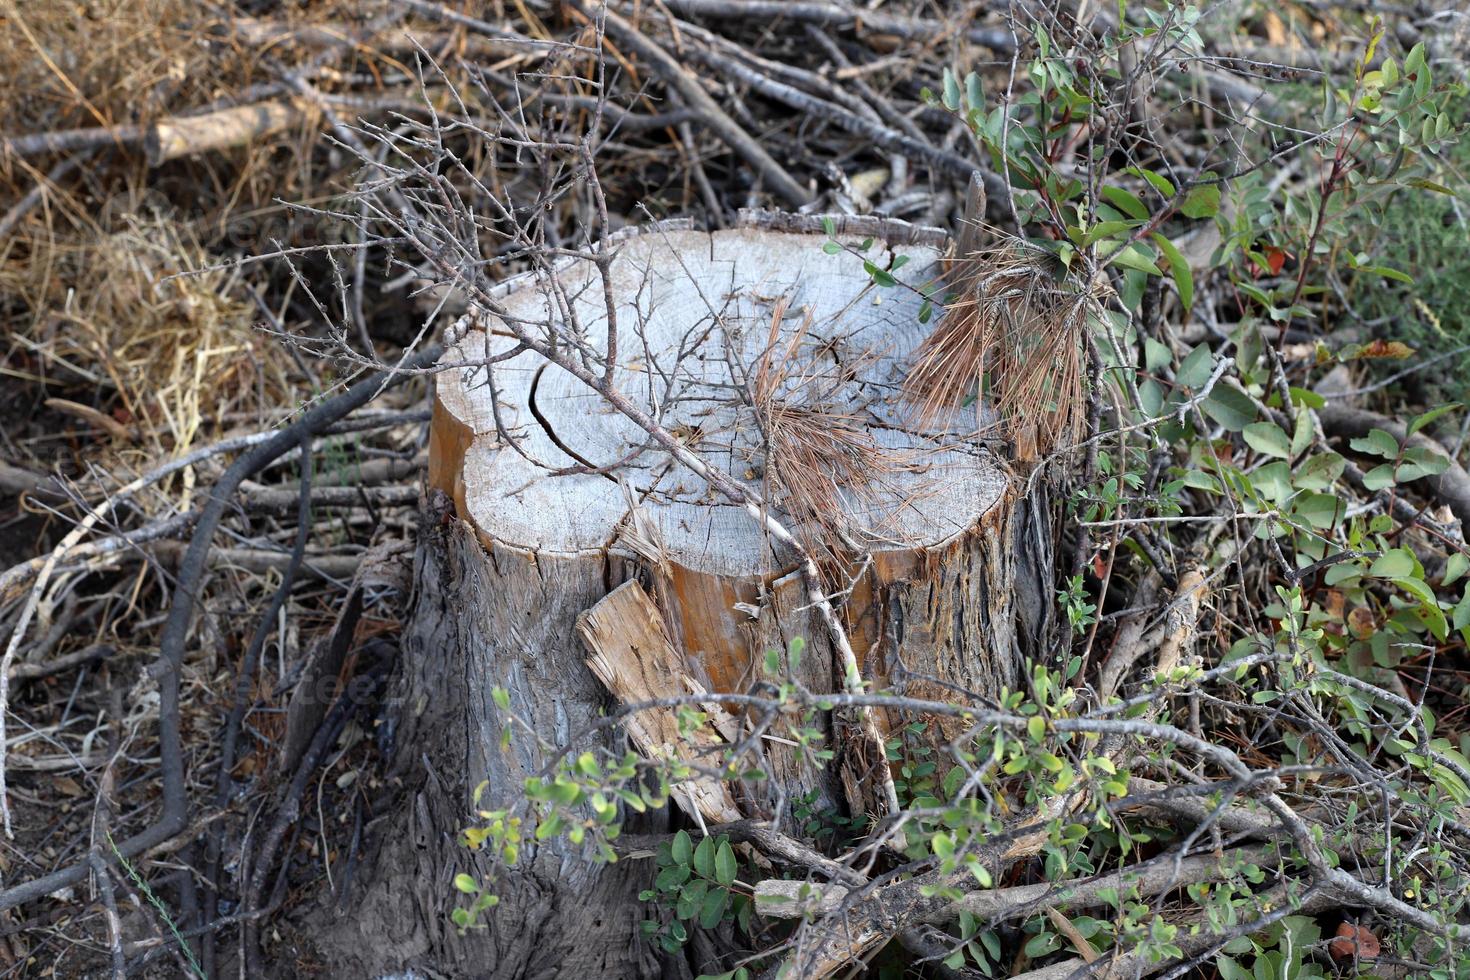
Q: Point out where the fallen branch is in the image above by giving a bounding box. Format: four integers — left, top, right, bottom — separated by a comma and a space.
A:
0, 345, 440, 910
753, 845, 1272, 921
660, 0, 1014, 52
574, 3, 812, 207
1, 100, 304, 164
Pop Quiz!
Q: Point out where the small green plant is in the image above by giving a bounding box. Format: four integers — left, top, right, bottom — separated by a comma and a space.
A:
1058, 573, 1098, 632
639, 830, 750, 955
109, 832, 207, 980
1215, 915, 1325, 980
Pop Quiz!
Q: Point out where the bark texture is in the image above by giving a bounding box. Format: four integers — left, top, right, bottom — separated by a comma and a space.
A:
310, 517, 662, 979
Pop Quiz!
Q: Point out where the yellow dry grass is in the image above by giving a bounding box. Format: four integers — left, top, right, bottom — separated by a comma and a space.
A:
0, 0, 377, 489
0, 1, 264, 136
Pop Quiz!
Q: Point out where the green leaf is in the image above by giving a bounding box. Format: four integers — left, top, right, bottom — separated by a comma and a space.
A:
1397, 447, 1451, 482
965, 71, 984, 110
1349, 428, 1399, 459
1369, 548, 1416, 579
672, 830, 693, 866
1126, 166, 1176, 197
1105, 241, 1163, 276
1250, 462, 1292, 504
693, 834, 715, 878
1084, 219, 1143, 246
1290, 409, 1314, 458
698, 886, 727, 929
536, 813, 564, 840
1295, 492, 1344, 529
942, 68, 962, 110
1409, 403, 1460, 436
1290, 386, 1326, 409
821, 241, 841, 255
714, 841, 738, 887
1444, 553, 1468, 587
451, 907, 473, 928
1151, 233, 1194, 310
1293, 452, 1345, 491
1177, 344, 1215, 388
1363, 463, 1396, 491
1025, 931, 1060, 957
1183, 470, 1221, 493
1103, 185, 1149, 220
1144, 338, 1172, 372
1202, 385, 1257, 431
453, 873, 479, 894
1454, 589, 1470, 631
1359, 264, 1414, 284
676, 888, 700, 921
1395, 577, 1448, 640
1028, 715, 1046, 742
656, 863, 692, 891
821, 216, 836, 237
1180, 179, 1220, 219
1243, 422, 1291, 459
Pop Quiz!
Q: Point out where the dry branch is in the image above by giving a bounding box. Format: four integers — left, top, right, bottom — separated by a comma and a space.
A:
1, 100, 304, 163
754, 844, 1273, 920
577, 4, 811, 207
660, 0, 1015, 52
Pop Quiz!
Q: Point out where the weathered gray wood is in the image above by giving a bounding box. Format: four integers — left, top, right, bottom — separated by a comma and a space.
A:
309, 519, 661, 978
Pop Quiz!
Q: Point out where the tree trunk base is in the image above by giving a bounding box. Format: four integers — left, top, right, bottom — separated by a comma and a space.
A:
304, 515, 664, 979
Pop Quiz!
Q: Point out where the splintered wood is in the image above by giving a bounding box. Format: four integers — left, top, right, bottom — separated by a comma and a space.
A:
577, 580, 742, 825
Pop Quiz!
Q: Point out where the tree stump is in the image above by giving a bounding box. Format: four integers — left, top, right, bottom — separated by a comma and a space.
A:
315, 213, 1057, 978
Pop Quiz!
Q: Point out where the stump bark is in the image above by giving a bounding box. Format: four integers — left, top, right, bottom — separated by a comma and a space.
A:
313, 214, 1057, 978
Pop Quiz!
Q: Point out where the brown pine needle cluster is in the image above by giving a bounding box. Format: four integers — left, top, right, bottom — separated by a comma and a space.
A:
750, 300, 905, 561
905, 240, 1105, 461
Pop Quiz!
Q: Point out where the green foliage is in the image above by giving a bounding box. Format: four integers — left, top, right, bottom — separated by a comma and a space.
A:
1345, 86, 1470, 402
1216, 916, 1326, 980
639, 830, 751, 954
1058, 573, 1098, 632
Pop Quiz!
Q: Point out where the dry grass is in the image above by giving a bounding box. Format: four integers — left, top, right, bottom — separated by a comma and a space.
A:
1, 216, 283, 461
905, 240, 1104, 461
751, 298, 906, 561
0, 1, 249, 136
0, 0, 384, 483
